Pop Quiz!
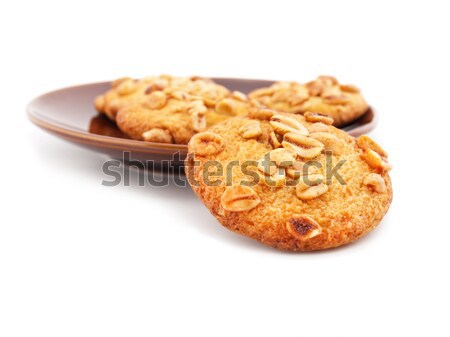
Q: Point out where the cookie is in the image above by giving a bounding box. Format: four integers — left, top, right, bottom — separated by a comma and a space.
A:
185, 107, 392, 251
249, 76, 369, 127
94, 75, 231, 121
115, 83, 251, 144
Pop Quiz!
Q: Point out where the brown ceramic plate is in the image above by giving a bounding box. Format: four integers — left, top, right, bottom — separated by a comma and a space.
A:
27, 78, 377, 168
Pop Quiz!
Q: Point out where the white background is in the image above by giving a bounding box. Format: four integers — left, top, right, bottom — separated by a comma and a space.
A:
1, 1, 449, 336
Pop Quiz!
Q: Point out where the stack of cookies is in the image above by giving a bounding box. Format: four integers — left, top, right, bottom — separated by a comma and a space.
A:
94, 74, 392, 251
94, 75, 252, 144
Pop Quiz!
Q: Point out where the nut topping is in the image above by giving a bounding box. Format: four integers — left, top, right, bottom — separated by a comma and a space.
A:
221, 185, 261, 212
287, 94, 309, 106
248, 87, 275, 97
262, 169, 286, 188
188, 100, 207, 114
282, 132, 324, 159
248, 107, 276, 121
295, 174, 328, 200
169, 90, 190, 101
257, 159, 277, 176
304, 111, 334, 125
309, 132, 342, 155
269, 131, 283, 149
191, 110, 206, 132
188, 100, 208, 131
363, 149, 392, 172
239, 121, 262, 139
188, 132, 225, 156
356, 135, 388, 158
231, 91, 248, 102
116, 79, 137, 96
363, 173, 387, 193
148, 78, 169, 92
305, 81, 324, 96
270, 114, 309, 136
286, 161, 319, 179
215, 98, 236, 115
267, 148, 296, 168
339, 84, 360, 93
308, 122, 331, 133
317, 75, 338, 86
357, 136, 391, 171
146, 91, 167, 109
142, 128, 173, 143
112, 77, 132, 88
286, 215, 322, 241
323, 95, 350, 105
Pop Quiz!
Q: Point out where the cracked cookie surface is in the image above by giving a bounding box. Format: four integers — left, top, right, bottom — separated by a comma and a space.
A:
185, 107, 392, 251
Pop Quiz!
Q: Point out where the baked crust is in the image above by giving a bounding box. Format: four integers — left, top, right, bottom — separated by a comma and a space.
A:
249, 76, 369, 127
185, 108, 392, 251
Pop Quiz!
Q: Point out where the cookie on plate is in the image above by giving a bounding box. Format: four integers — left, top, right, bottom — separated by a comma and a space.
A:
115, 83, 252, 144
185, 107, 392, 251
94, 75, 231, 121
249, 76, 369, 127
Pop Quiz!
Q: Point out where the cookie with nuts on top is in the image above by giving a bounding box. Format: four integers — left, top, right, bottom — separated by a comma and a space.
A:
95, 75, 251, 144
249, 76, 369, 127
95, 75, 228, 121
185, 107, 392, 251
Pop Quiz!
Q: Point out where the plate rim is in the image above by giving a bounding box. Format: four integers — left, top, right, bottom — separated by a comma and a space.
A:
27, 80, 188, 153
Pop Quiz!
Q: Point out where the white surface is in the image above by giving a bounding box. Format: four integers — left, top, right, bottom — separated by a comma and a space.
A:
1, 1, 449, 336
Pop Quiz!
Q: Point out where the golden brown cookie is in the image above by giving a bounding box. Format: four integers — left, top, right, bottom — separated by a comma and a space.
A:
185, 107, 392, 251
94, 75, 231, 121
249, 76, 369, 127
115, 84, 251, 144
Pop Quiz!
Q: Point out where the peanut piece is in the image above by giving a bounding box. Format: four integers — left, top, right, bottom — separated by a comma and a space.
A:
142, 128, 173, 143
282, 132, 324, 159
117, 79, 137, 96
295, 174, 328, 200
363, 150, 392, 172
339, 84, 360, 93
269, 131, 283, 149
363, 173, 387, 193
286, 214, 322, 241
221, 185, 261, 212
146, 91, 167, 109
257, 159, 277, 176
270, 114, 309, 136
112, 77, 132, 88
248, 107, 276, 121
239, 121, 262, 139
231, 91, 248, 102
267, 148, 296, 168
357, 135, 388, 158
308, 122, 331, 133
323, 95, 350, 105
215, 98, 236, 115
262, 169, 286, 188
188, 132, 225, 156
286, 161, 319, 179
304, 111, 334, 125
309, 132, 342, 155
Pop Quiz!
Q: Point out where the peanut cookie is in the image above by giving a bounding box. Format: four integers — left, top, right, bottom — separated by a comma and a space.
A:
115, 83, 251, 144
249, 76, 369, 127
185, 107, 392, 251
94, 75, 231, 121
